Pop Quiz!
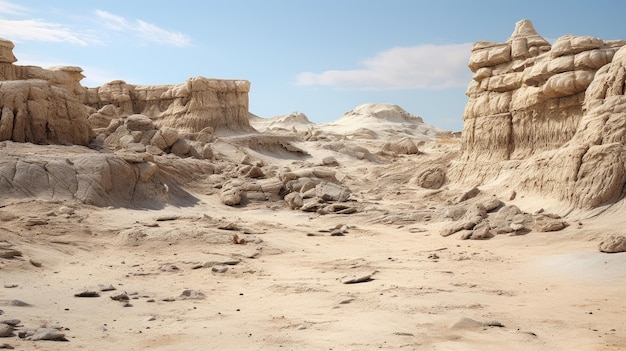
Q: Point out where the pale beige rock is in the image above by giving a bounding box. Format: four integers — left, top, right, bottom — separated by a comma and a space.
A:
0, 38, 17, 63
598, 235, 626, 253
413, 167, 446, 189
381, 137, 419, 155
170, 139, 191, 156
83, 77, 254, 135
0, 80, 92, 145
284, 192, 303, 210
451, 20, 626, 209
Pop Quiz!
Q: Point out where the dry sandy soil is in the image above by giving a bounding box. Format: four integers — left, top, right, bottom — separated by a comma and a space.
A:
1, 142, 625, 351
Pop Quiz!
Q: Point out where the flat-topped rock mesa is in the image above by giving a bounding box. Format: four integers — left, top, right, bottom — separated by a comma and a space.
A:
451, 19, 626, 209
83, 77, 254, 136
0, 39, 92, 145
0, 37, 254, 149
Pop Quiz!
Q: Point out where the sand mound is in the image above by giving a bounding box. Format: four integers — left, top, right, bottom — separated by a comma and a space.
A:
319, 103, 442, 141
250, 111, 314, 133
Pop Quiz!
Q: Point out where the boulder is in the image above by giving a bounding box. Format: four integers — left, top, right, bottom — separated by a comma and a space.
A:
315, 182, 351, 202
598, 235, 626, 253
413, 167, 446, 189
284, 192, 303, 210
381, 137, 420, 155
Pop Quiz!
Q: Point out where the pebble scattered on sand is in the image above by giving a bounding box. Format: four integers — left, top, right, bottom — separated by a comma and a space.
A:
74, 290, 100, 298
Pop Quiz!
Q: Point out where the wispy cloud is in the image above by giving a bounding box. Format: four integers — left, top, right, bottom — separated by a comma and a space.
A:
0, 0, 28, 15
297, 43, 473, 90
95, 9, 190, 47
0, 19, 97, 46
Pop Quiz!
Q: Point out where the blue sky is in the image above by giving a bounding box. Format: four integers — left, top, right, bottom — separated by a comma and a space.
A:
1, 0, 625, 131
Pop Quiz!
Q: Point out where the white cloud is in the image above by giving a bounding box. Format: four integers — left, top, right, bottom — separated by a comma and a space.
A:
297, 43, 473, 90
0, 19, 97, 46
0, 0, 28, 15
95, 10, 190, 47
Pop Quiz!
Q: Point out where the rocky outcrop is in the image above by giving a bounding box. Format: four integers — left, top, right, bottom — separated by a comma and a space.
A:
0, 39, 92, 145
0, 142, 196, 208
453, 20, 625, 184
516, 45, 626, 208
83, 77, 254, 135
451, 20, 626, 209
0, 37, 252, 208
439, 196, 567, 240
0, 80, 92, 145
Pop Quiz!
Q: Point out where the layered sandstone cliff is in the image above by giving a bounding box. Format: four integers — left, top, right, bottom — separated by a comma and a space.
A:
0, 37, 254, 148
83, 77, 253, 135
451, 20, 626, 209
0, 37, 253, 207
0, 39, 92, 145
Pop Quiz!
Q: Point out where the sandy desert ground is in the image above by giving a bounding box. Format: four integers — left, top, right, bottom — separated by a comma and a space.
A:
2, 20, 626, 350
1, 139, 625, 351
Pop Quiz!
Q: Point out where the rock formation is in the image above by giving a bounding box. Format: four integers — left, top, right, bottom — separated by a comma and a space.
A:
0, 37, 254, 207
83, 78, 254, 135
451, 19, 626, 209
0, 39, 92, 145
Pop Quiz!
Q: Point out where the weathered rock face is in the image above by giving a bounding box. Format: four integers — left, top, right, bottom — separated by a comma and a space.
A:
453, 19, 625, 185
452, 20, 626, 209
517, 45, 626, 208
0, 38, 16, 64
0, 80, 92, 145
0, 39, 92, 145
83, 77, 254, 135
0, 37, 251, 208
0, 143, 196, 208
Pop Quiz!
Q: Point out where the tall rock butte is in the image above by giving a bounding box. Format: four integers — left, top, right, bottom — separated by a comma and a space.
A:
451, 19, 626, 209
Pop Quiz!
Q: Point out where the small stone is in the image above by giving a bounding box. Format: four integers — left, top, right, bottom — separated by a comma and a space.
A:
155, 215, 179, 221
110, 293, 130, 301
98, 284, 116, 292
159, 264, 180, 272
58, 206, 75, 215
0, 343, 14, 349
74, 290, 100, 298
340, 272, 375, 284
0, 324, 13, 337
508, 190, 517, 200
218, 222, 240, 231
1, 300, 30, 307
23, 217, 48, 226
211, 265, 228, 273
450, 317, 504, 329
0, 249, 21, 259
19, 328, 66, 341
321, 156, 339, 166
2, 285, 17, 289
510, 223, 526, 231
179, 290, 205, 300
0, 320, 19, 327
29, 259, 42, 267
